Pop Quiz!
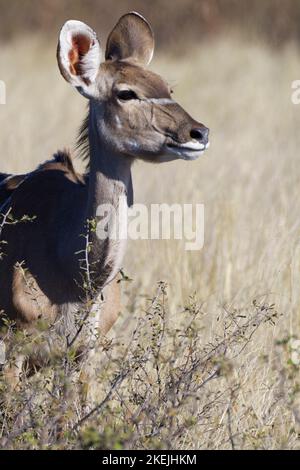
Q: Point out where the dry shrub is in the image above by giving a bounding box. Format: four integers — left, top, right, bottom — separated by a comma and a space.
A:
1, 282, 297, 450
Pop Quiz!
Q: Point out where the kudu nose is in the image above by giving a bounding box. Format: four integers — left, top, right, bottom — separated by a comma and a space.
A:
190, 126, 209, 146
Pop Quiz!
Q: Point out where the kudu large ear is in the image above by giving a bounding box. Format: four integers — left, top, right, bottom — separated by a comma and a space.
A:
57, 20, 101, 98
105, 12, 154, 66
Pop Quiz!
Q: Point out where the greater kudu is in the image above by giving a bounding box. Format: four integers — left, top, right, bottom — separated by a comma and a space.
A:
0, 12, 209, 385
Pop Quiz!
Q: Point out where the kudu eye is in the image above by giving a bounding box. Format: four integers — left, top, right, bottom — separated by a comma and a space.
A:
117, 89, 138, 101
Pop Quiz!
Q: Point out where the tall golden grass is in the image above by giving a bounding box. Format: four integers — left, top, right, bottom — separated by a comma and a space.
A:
1, 32, 300, 448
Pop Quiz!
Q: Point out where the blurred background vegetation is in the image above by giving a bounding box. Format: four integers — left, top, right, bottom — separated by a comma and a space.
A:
1, 0, 300, 450
1, 0, 300, 48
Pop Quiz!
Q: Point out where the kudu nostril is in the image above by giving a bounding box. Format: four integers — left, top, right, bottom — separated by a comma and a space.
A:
190, 126, 209, 145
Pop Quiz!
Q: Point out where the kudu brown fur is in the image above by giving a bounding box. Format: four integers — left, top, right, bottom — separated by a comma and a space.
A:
0, 12, 209, 385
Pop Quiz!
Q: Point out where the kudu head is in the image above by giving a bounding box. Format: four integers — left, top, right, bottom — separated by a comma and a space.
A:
57, 12, 210, 162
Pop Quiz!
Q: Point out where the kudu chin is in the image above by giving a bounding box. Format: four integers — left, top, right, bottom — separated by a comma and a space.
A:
0, 12, 209, 389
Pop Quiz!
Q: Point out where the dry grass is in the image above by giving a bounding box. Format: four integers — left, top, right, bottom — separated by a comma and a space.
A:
1, 33, 300, 449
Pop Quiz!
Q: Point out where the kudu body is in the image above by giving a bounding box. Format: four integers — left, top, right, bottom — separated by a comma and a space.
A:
0, 13, 209, 383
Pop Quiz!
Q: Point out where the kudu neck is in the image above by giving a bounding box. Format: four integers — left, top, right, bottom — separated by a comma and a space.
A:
81, 105, 134, 288
86, 105, 134, 219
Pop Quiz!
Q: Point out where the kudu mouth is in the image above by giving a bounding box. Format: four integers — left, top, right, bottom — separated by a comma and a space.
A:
166, 139, 210, 160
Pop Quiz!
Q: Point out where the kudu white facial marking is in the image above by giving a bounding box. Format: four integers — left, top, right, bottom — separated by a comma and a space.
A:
146, 98, 175, 105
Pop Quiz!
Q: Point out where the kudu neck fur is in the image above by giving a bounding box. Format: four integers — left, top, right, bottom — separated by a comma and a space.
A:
86, 101, 133, 216
83, 101, 133, 285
